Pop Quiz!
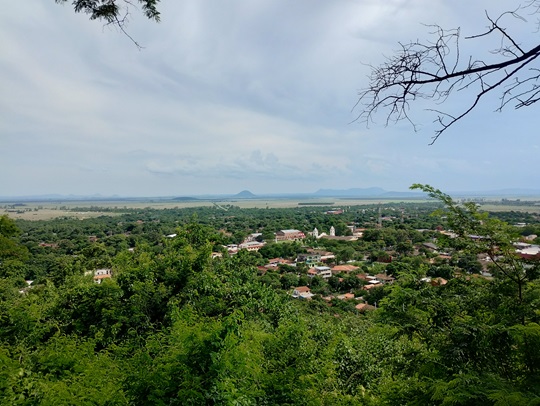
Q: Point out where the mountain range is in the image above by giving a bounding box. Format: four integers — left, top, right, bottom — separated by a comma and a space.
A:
2, 187, 540, 202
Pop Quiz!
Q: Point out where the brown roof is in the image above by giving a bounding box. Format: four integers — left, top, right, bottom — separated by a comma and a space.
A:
363, 283, 383, 290
332, 265, 359, 274
322, 296, 334, 302
268, 257, 282, 263
294, 286, 311, 293
430, 277, 448, 286
268, 258, 291, 264
39, 242, 58, 248
355, 303, 376, 312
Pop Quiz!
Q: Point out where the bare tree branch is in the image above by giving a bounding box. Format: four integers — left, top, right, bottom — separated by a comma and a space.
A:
356, 2, 540, 143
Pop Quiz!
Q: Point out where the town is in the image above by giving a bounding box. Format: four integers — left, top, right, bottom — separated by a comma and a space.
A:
8, 198, 540, 314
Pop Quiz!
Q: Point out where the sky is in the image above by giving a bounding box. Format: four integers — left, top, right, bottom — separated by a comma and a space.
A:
1, 0, 538, 197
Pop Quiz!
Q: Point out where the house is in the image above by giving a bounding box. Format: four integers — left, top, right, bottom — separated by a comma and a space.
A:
331, 265, 359, 275
516, 244, 540, 260
363, 283, 383, 290
275, 229, 305, 242
93, 268, 112, 284
297, 252, 321, 264
267, 257, 292, 267
326, 209, 344, 215
355, 303, 376, 312
439, 230, 458, 239
374, 273, 395, 284
226, 244, 238, 254
308, 266, 332, 279
336, 293, 355, 300
302, 249, 335, 262
319, 251, 336, 262
238, 241, 265, 251
431, 277, 448, 286
420, 277, 448, 286
308, 268, 318, 277
322, 295, 334, 302
422, 242, 438, 251
245, 233, 263, 242
292, 286, 315, 300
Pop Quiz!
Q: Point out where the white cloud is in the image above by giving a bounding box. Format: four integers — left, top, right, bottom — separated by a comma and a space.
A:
0, 0, 538, 196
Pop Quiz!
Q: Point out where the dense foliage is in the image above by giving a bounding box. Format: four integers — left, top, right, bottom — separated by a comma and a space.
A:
0, 195, 539, 404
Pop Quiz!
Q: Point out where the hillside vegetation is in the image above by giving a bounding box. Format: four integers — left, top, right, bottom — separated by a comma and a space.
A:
1, 189, 540, 405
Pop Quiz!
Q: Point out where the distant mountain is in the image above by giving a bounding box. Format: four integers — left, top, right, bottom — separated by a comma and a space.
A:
233, 190, 257, 199
3, 187, 539, 203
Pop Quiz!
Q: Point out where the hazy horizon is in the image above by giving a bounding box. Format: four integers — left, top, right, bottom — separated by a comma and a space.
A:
2, 186, 540, 201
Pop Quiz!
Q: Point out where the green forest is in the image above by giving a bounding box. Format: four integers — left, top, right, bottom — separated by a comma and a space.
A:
1, 187, 540, 405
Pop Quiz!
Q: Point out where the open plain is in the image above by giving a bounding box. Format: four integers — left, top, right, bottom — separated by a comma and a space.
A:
2, 196, 540, 221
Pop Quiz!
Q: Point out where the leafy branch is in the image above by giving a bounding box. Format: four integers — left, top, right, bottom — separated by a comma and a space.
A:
55, 0, 160, 48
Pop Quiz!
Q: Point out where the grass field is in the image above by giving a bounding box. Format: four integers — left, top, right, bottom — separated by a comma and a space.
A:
1, 198, 428, 220
0, 208, 121, 221
478, 203, 540, 213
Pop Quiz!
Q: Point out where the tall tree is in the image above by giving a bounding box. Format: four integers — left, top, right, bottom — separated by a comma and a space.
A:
411, 184, 530, 311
